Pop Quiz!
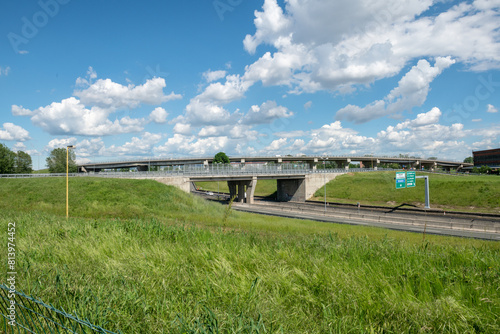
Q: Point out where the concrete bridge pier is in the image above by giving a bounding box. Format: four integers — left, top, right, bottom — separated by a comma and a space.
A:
308, 158, 319, 170
227, 177, 257, 203
346, 158, 351, 170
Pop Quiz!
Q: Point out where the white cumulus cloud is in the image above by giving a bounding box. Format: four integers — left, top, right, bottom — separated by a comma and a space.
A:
203, 70, 227, 82
74, 77, 181, 109
31, 97, 147, 136
0, 123, 30, 141
241, 0, 500, 95
243, 101, 293, 125
45, 138, 78, 151
336, 57, 455, 123
11, 105, 33, 116
149, 107, 168, 124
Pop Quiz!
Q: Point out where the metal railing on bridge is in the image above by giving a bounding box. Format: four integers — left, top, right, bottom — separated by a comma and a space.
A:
0, 165, 385, 179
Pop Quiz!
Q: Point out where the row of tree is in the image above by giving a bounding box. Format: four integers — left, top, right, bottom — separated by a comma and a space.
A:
0, 143, 33, 174
0, 145, 78, 174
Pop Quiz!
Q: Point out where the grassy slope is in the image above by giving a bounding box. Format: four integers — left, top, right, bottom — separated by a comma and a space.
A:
312, 171, 500, 213
1, 178, 499, 333
33, 168, 50, 174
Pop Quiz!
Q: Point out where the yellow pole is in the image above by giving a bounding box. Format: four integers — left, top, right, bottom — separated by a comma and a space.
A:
66, 146, 69, 218
66, 145, 75, 218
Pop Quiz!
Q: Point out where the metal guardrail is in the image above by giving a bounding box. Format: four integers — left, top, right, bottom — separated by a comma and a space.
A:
0, 166, 385, 179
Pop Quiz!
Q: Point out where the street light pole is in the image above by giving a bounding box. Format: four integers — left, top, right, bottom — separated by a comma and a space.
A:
66, 145, 75, 218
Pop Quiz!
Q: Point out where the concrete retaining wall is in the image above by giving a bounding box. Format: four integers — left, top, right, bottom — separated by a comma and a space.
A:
153, 177, 192, 193
305, 173, 343, 200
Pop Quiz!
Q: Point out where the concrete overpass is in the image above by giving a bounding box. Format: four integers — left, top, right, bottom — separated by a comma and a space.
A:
88, 165, 350, 204
79, 155, 471, 173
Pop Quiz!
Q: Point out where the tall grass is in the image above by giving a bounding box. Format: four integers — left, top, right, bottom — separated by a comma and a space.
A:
1, 178, 499, 332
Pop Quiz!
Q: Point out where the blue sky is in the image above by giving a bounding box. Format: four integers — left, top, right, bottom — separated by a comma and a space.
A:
1, 0, 499, 169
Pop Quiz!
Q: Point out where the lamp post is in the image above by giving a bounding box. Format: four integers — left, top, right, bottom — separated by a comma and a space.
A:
66, 145, 75, 218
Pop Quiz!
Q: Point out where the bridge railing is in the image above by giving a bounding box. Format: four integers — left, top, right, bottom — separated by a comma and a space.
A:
0, 166, 388, 179
86, 166, 383, 177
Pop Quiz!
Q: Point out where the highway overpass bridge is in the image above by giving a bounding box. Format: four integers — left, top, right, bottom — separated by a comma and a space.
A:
84, 165, 354, 204
79, 155, 471, 173
76, 156, 470, 204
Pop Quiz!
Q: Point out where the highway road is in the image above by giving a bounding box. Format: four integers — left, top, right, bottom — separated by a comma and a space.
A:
194, 191, 500, 241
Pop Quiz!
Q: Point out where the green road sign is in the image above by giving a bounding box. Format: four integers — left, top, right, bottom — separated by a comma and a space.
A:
406, 171, 416, 188
395, 172, 406, 189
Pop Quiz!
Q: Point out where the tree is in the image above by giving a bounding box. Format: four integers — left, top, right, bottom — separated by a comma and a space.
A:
348, 163, 359, 169
479, 165, 492, 174
0, 143, 15, 174
46, 148, 77, 173
14, 151, 33, 174
463, 156, 473, 163
214, 152, 230, 164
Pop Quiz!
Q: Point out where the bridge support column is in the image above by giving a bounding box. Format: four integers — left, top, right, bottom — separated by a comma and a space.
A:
246, 177, 257, 204
344, 159, 351, 170
237, 181, 246, 203
308, 158, 318, 170
227, 178, 257, 203
277, 179, 305, 202
228, 181, 237, 201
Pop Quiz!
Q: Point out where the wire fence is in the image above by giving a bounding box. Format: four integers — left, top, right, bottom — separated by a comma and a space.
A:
0, 284, 118, 334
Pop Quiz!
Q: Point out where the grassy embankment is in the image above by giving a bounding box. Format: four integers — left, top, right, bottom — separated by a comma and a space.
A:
198, 172, 500, 213
0, 177, 499, 333
311, 172, 500, 213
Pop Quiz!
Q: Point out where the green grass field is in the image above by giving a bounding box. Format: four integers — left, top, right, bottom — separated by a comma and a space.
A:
1, 177, 499, 333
